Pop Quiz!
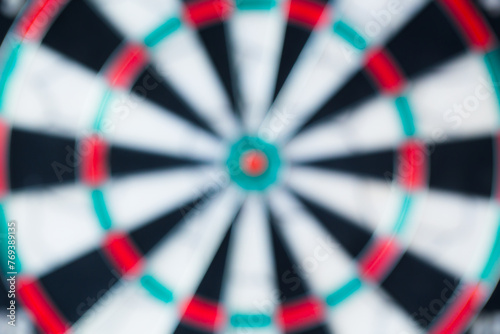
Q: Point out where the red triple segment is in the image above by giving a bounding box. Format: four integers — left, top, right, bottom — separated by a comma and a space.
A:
18, 277, 71, 334
184, 0, 234, 29
276, 296, 325, 333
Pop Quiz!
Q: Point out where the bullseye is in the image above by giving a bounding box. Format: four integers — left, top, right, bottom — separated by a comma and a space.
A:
240, 150, 268, 176
226, 136, 281, 191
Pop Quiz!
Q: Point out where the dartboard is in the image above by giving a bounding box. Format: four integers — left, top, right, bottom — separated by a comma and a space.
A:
1, 0, 500, 333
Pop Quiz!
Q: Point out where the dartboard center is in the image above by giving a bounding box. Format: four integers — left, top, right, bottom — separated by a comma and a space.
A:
226, 136, 281, 191
240, 149, 268, 176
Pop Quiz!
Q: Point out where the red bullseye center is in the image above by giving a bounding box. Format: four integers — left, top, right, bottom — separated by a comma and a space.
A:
240, 150, 268, 177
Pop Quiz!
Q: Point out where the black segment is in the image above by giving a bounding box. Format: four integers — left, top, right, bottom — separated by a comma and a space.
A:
110, 145, 203, 177
299, 149, 395, 181
195, 211, 238, 301
294, 324, 331, 334
268, 208, 309, 301
429, 136, 493, 197
272, 25, 312, 103
39, 250, 120, 324
174, 323, 212, 334
0, 10, 14, 43
0, 272, 9, 308
42, 0, 122, 72
129, 195, 209, 254
295, 71, 376, 135
197, 23, 240, 116
381, 252, 459, 329
292, 191, 371, 257
387, 2, 467, 78
9, 128, 77, 190
131, 66, 219, 136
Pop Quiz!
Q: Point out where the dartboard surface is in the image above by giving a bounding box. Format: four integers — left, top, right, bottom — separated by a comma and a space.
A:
1, 0, 500, 333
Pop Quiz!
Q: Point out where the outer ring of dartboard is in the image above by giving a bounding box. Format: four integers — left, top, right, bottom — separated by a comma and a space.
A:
0, 0, 499, 333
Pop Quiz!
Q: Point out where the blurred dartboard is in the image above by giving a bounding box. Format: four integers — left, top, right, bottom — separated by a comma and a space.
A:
1, 0, 500, 333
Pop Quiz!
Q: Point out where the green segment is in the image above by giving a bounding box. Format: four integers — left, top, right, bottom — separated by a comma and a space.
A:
91, 189, 113, 230
0, 42, 21, 113
480, 221, 500, 283
325, 278, 362, 307
235, 0, 276, 10
93, 89, 113, 132
140, 275, 174, 303
144, 17, 182, 48
395, 96, 416, 137
392, 193, 413, 234
333, 20, 367, 50
230, 313, 272, 328
226, 136, 281, 191
485, 49, 500, 115
0, 204, 21, 275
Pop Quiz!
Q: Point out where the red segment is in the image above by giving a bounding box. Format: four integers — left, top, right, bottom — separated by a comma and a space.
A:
364, 48, 406, 95
105, 44, 149, 89
80, 135, 109, 187
428, 283, 486, 334
0, 121, 9, 198
181, 295, 224, 331
286, 0, 328, 30
358, 237, 401, 282
18, 277, 70, 334
240, 150, 268, 177
184, 0, 233, 28
439, 0, 496, 51
276, 296, 325, 333
398, 140, 427, 190
102, 232, 144, 277
17, 0, 68, 40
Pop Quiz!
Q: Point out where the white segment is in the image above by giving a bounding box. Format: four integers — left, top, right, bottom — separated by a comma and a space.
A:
331, 286, 420, 334
6, 185, 104, 277
229, 10, 285, 132
105, 90, 226, 161
336, 0, 429, 48
224, 196, 277, 312
410, 53, 498, 142
151, 28, 240, 138
7, 45, 99, 136
260, 30, 360, 143
105, 166, 225, 231
89, 0, 181, 41
146, 187, 243, 301
269, 189, 359, 293
408, 190, 498, 279
287, 168, 396, 234
285, 96, 401, 162
73, 280, 177, 334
